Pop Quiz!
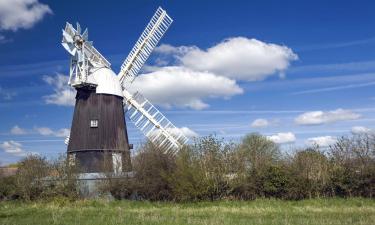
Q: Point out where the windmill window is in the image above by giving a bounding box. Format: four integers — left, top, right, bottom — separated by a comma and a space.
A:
90, 119, 98, 128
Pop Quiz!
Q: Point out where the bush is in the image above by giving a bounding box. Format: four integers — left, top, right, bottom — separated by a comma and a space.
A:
167, 146, 208, 201
15, 155, 50, 200
289, 148, 330, 198
329, 134, 375, 197
230, 133, 282, 200
2, 132, 375, 201
132, 142, 176, 200
1, 154, 79, 201
190, 135, 235, 200
260, 165, 289, 198
0, 175, 17, 200
40, 154, 79, 199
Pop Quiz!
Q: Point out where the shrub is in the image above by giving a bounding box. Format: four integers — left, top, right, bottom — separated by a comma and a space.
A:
0, 175, 17, 200
15, 155, 50, 200
132, 142, 176, 200
167, 146, 208, 201
3, 132, 375, 201
260, 165, 289, 198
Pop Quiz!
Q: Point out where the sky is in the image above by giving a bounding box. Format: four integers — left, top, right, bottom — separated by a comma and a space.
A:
1, 0, 375, 165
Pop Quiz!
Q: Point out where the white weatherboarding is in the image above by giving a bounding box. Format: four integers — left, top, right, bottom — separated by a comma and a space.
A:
62, 7, 188, 154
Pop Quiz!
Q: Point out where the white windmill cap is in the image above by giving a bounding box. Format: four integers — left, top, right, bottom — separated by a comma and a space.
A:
87, 67, 124, 97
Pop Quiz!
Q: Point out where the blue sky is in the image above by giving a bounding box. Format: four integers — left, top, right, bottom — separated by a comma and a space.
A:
1, 0, 375, 165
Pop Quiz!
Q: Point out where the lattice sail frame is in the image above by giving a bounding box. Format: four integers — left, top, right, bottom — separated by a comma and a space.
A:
118, 7, 173, 86
122, 91, 188, 154
119, 7, 188, 153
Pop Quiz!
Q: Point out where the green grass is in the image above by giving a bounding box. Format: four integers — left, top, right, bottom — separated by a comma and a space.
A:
0, 198, 374, 225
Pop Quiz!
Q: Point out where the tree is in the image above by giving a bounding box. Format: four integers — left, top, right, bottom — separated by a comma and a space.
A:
132, 142, 176, 200
191, 135, 235, 200
167, 146, 208, 201
15, 155, 50, 200
230, 133, 281, 199
238, 133, 280, 172
290, 147, 330, 198
329, 134, 375, 197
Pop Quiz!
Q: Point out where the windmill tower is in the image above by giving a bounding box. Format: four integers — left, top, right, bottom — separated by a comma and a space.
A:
62, 7, 188, 174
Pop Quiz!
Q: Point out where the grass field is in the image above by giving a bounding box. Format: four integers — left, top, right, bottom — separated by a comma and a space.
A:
0, 198, 374, 225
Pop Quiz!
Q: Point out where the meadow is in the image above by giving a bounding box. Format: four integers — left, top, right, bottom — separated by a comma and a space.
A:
0, 198, 374, 225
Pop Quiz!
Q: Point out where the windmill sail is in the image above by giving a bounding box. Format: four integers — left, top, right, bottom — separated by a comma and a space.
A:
118, 7, 188, 153
123, 90, 188, 153
118, 7, 173, 87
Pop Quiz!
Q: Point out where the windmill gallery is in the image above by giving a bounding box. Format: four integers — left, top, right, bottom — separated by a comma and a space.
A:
61, 7, 188, 187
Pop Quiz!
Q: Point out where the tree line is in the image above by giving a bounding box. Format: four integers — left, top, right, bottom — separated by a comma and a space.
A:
1, 133, 374, 201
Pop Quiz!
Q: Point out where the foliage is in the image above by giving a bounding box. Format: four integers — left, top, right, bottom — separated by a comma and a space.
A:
14, 155, 50, 200
131, 142, 176, 200
166, 146, 208, 201
0, 154, 78, 201
1, 133, 375, 202
0, 175, 17, 200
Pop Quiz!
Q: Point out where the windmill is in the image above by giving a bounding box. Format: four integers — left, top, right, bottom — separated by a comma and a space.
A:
61, 7, 188, 174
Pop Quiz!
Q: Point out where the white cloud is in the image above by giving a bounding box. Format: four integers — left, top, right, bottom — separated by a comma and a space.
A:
35, 127, 53, 136
295, 108, 361, 125
351, 126, 372, 134
54, 128, 70, 137
10, 125, 27, 135
306, 136, 336, 147
0, 0, 52, 31
160, 37, 297, 81
149, 127, 198, 144
0, 140, 27, 157
34, 127, 70, 137
176, 127, 199, 138
155, 44, 197, 56
43, 74, 76, 106
267, 132, 296, 144
142, 38, 296, 109
132, 66, 243, 110
251, 118, 269, 128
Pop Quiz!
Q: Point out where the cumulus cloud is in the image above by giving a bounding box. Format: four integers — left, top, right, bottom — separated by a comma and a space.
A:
34, 127, 70, 137
251, 118, 269, 128
43, 74, 76, 106
267, 132, 296, 144
132, 67, 243, 110
0, 0, 52, 31
140, 38, 297, 109
10, 125, 27, 135
306, 136, 336, 147
295, 108, 361, 125
351, 126, 372, 134
0, 140, 27, 157
156, 37, 297, 81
